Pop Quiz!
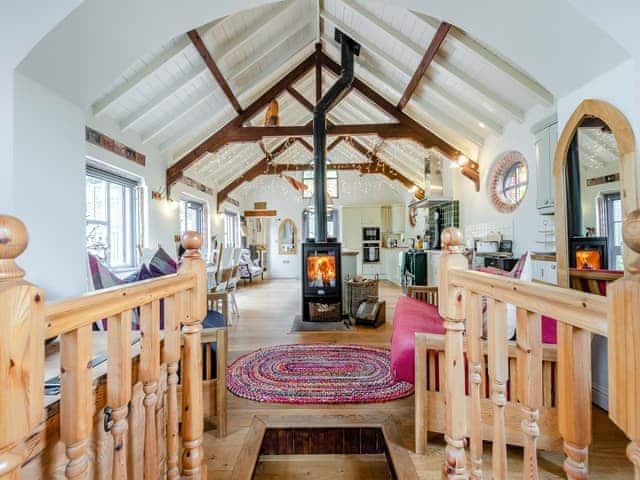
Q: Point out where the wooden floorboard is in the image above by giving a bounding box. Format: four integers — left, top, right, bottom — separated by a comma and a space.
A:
204, 278, 633, 479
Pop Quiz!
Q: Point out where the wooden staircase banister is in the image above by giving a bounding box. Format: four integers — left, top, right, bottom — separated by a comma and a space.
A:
430, 218, 640, 479
0, 214, 209, 479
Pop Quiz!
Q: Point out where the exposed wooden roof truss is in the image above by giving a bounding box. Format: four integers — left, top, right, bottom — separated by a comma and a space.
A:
89, 0, 554, 200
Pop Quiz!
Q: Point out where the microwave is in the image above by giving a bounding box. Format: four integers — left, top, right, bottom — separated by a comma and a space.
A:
362, 227, 381, 242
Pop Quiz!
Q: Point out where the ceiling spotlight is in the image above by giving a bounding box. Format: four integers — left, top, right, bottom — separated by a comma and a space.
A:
408, 185, 417, 194
478, 122, 486, 129
457, 154, 469, 167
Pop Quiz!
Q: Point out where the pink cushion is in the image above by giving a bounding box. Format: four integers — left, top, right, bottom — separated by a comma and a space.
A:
541, 316, 557, 344
390, 296, 445, 384
390, 295, 559, 385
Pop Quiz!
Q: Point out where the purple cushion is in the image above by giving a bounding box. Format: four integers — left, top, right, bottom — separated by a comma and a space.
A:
149, 247, 177, 275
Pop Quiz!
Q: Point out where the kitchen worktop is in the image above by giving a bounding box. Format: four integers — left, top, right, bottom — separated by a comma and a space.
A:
531, 253, 556, 261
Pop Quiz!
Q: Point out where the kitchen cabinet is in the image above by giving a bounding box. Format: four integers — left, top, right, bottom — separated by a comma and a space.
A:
391, 204, 405, 233
427, 251, 442, 286
360, 207, 382, 227
532, 259, 557, 285
380, 248, 405, 285
534, 119, 558, 215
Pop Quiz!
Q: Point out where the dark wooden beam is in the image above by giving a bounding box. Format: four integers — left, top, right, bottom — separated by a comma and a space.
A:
397, 22, 450, 111
315, 42, 323, 103
328, 136, 346, 151
228, 123, 415, 142
286, 86, 315, 113
187, 30, 243, 114
295, 137, 314, 152
217, 138, 299, 205
167, 53, 316, 188
217, 158, 269, 207
345, 138, 425, 199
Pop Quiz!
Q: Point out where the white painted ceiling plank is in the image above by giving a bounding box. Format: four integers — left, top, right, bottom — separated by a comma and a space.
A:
322, 10, 503, 133
411, 10, 554, 106
215, 0, 298, 65
92, 18, 226, 117
323, 36, 485, 147
226, 20, 311, 86
120, 64, 208, 131
337, 0, 525, 122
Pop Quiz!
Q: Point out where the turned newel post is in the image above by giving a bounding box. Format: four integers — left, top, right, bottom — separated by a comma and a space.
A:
608, 209, 640, 479
0, 216, 45, 480
178, 231, 206, 479
438, 227, 469, 480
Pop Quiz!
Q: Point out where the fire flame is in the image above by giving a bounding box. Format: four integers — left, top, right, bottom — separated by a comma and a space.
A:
576, 250, 601, 270
307, 255, 337, 285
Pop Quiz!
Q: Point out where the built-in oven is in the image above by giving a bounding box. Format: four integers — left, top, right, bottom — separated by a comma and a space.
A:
362, 242, 380, 263
362, 227, 381, 242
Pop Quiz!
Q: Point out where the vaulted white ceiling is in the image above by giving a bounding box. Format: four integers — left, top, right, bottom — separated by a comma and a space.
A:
89, 0, 557, 196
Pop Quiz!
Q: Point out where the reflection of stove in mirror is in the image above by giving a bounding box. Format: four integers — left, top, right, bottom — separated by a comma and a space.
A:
570, 237, 608, 270
301, 242, 342, 322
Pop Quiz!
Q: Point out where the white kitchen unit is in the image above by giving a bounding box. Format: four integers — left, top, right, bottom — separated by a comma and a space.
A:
359, 206, 382, 227
391, 204, 406, 233
427, 251, 442, 286
532, 258, 558, 285
380, 248, 405, 285
533, 116, 558, 215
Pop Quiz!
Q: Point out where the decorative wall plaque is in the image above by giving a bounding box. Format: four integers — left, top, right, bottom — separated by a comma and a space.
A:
86, 127, 146, 166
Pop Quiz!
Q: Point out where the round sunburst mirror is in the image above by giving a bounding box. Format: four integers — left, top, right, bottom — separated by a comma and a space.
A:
488, 151, 529, 213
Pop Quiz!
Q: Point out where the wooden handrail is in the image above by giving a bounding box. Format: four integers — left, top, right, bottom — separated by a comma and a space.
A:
448, 268, 608, 336
45, 273, 196, 338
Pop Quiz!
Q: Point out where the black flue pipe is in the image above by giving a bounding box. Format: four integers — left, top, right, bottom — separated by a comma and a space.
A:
312, 30, 360, 242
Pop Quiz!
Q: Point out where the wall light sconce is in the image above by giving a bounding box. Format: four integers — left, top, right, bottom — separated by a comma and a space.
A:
152, 186, 167, 201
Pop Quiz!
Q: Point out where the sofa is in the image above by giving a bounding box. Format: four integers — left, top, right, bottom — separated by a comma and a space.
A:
389, 290, 557, 384
391, 252, 563, 453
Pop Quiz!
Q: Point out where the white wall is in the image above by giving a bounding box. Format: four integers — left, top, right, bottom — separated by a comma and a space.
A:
13, 73, 86, 300
452, 105, 556, 256
1, 1, 83, 212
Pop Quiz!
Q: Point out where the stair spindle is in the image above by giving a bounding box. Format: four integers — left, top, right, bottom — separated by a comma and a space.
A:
106, 310, 133, 480
61, 325, 94, 480
140, 300, 161, 480
466, 292, 483, 480
516, 308, 543, 480
557, 322, 591, 480
487, 298, 508, 479
162, 292, 184, 480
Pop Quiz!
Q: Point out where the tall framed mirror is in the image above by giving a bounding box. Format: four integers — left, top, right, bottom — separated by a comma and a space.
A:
554, 99, 638, 287
278, 218, 297, 255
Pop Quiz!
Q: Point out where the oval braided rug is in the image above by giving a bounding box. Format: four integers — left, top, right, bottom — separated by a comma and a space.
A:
226, 343, 413, 404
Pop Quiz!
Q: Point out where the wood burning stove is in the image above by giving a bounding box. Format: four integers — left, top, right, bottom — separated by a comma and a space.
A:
569, 236, 608, 270
302, 242, 342, 321
300, 28, 359, 322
